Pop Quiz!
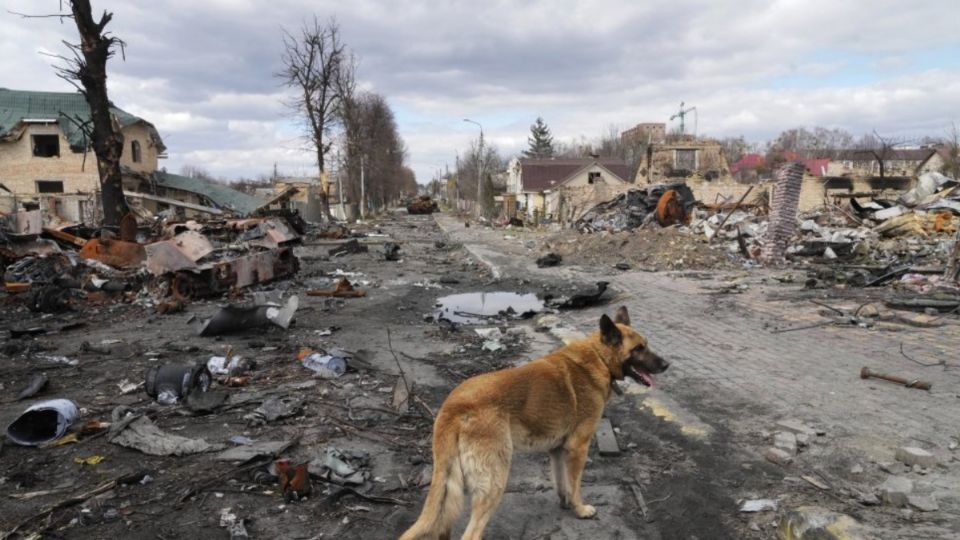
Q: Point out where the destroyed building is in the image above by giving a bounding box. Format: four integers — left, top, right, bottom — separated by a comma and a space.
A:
0, 88, 165, 220
635, 136, 729, 183
0, 87, 264, 222
832, 148, 944, 178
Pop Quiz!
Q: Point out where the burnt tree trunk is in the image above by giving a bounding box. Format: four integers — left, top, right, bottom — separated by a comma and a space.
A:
317, 147, 334, 221
68, 1, 129, 226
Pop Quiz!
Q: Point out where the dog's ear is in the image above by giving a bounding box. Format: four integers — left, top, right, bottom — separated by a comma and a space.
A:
600, 314, 622, 348
613, 306, 630, 326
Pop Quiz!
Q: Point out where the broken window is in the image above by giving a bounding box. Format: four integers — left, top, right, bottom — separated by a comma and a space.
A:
587, 172, 602, 185
36, 180, 64, 193
32, 135, 60, 158
675, 149, 696, 171
131, 140, 142, 163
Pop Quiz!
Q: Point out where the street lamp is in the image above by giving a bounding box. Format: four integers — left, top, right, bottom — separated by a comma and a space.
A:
463, 118, 484, 217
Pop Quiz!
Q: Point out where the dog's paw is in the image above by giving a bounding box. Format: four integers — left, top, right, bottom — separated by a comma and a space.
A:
558, 494, 571, 509
574, 504, 597, 519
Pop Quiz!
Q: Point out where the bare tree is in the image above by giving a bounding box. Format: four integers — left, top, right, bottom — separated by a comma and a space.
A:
940, 122, 960, 178
179, 164, 214, 180
22, 1, 131, 226
339, 91, 411, 212
277, 16, 351, 221
767, 126, 853, 160
857, 130, 908, 178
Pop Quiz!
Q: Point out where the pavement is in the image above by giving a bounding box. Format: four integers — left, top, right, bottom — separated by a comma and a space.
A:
436, 213, 960, 540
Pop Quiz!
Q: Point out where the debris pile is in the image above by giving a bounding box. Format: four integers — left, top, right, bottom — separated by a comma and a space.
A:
575, 183, 696, 232
1, 210, 306, 308
695, 171, 960, 280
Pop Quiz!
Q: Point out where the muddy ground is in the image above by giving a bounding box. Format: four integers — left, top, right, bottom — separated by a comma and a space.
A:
4, 211, 937, 539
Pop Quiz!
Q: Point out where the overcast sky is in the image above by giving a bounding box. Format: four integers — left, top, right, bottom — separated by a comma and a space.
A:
3, 0, 959, 184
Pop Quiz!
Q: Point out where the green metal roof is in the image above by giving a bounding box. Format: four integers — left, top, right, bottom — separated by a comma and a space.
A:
0, 87, 165, 153
155, 171, 265, 216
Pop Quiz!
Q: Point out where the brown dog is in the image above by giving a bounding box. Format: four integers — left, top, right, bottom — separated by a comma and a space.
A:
399, 306, 668, 540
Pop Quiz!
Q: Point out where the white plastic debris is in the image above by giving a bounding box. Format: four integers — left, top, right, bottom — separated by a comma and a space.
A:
739, 499, 778, 512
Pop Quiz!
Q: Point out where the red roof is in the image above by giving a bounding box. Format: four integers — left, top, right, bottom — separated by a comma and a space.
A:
729, 153, 765, 174
519, 158, 630, 192
803, 159, 830, 177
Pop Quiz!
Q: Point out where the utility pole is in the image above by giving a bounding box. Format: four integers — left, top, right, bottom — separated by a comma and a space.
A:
463, 118, 484, 217
359, 154, 366, 220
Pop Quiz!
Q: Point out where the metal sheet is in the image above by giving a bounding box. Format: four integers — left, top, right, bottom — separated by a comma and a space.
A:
144, 231, 214, 275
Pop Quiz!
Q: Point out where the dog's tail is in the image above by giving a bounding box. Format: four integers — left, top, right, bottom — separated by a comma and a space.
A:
398, 413, 464, 540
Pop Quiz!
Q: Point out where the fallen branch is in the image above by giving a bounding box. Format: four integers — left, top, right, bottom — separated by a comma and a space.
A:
809, 299, 845, 316
627, 482, 649, 522
177, 459, 274, 503
414, 395, 436, 420
2, 479, 118, 539
325, 487, 410, 506
386, 327, 411, 398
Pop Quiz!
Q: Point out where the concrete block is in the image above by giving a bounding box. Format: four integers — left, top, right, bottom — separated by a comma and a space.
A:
765, 447, 793, 466
877, 476, 913, 507
774, 432, 798, 455
595, 418, 620, 457
907, 494, 939, 512
895, 446, 936, 468
776, 419, 817, 437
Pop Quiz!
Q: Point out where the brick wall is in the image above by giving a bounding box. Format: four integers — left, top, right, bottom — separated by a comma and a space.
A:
0, 122, 159, 195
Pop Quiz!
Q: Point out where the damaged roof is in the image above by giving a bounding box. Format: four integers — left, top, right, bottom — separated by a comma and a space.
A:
0, 88, 165, 153
520, 158, 631, 192
154, 171, 265, 216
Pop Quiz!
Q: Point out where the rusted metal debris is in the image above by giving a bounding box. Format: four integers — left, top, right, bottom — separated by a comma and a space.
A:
142, 218, 302, 299
78, 238, 146, 269
407, 195, 439, 215
169, 247, 299, 300
144, 231, 214, 275
860, 366, 932, 391
654, 189, 692, 227
2, 208, 306, 307
307, 277, 366, 298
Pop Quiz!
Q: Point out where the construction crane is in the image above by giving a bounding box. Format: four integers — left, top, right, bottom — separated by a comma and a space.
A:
670, 101, 697, 136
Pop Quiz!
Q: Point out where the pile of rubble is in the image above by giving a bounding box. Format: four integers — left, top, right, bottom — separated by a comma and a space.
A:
1, 208, 306, 312
569, 170, 960, 287
694, 172, 960, 280
575, 183, 696, 232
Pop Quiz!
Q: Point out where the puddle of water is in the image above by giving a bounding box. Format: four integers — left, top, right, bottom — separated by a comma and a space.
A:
433, 292, 545, 325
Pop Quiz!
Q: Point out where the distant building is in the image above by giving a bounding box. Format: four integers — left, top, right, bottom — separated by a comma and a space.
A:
636, 137, 729, 183
272, 175, 330, 221
506, 157, 631, 219
832, 148, 943, 177
621, 123, 666, 145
